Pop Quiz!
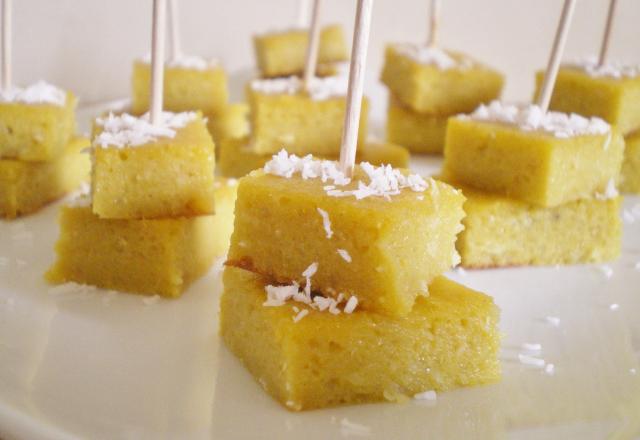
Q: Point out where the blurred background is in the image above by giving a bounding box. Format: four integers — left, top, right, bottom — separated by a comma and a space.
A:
13, 0, 640, 109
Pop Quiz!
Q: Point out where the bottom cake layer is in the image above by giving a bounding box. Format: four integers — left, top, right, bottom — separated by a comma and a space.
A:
0, 137, 90, 219
385, 96, 449, 154
46, 178, 237, 297
447, 178, 622, 268
220, 266, 501, 411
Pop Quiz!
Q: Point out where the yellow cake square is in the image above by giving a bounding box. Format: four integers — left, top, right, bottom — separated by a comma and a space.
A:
620, 130, 640, 194
253, 25, 348, 78
207, 103, 249, 147
0, 137, 90, 219
386, 96, 448, 154
218, 136, 409, 178
443, 102, 625, 207
247, 76, 368, 155
131, 57, 228, 116
226, 152, 465, 317
534, 60, 640, 136
46, 196, 220, 298
442, 177, 622, 267
220, 266, 501, 411
91, 112, 216, 219
0, 82, 77, 161
380, 44, 504, 115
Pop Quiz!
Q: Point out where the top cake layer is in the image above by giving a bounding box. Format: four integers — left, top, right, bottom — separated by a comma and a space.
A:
390, 44, 474, 70
138, 53, 220, 71
0, 81, 67, 107
93, 111, 198, 149
459, 101, 611, 139
564, 56, 640, 80
249, 74, 348, 101
227, 151, 466, 317
381, 44, 504, 115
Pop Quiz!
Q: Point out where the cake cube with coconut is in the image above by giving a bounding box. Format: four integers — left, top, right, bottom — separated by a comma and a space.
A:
441, 177, 622, 268
247, 75, 369, 155
381, 44, 504, 115
220, 266, 501, 411
534, 58, 640, 136
91, 111, 216, 219
218, 135, 409, 178
443, 101, 624, 207
0, 82, 77, 161
131, 55, 228, 117
226, 151, 465, 317
386, 96, 449, 154
254, 25, 349, 78
0, 137, 90, 219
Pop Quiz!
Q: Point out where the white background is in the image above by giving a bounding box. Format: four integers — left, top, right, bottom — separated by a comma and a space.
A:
12, 0, 640, 105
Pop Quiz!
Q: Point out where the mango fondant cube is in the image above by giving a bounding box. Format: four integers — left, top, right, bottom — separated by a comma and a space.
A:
0, 82, 77, 161
131, 57, 228, 116
443, 178, 622, 267
620, 130, 640, 194
91, 112, 216, 219
46, 196, 220, 298
247, 76, 368, 155
218, 136, 409, 178
220, 266, 501, 411
381, 44, 504, 115
226, 152, 465, 317
534, 60, 640, 135
254, 25, 349, 78
0, 137, 90, 219
443, 102, 624, 207
386, 96, 448, 154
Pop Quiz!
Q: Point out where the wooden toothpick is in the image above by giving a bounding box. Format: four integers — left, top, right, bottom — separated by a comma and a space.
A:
296, 0, 311, 28
1, 0, 11, 91
339, 0, 373, 176
427, 0, 440, 48
303, 0, 322, 88
150, 0, 167, 125
168, 0, 181, 61
598, 0, 618, 66
536, 0, 577, 113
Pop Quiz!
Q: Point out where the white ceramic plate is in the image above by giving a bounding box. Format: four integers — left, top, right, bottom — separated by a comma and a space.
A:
1, 101, 639, 440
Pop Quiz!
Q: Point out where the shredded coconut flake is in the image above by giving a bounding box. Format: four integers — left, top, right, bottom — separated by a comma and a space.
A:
292, 309, 309, 323
414, 390, 437, 401
544, 363, 555, 375
521, 342, 542, 354
544, 316, 561, 327
0, 81, 67, 106
518, 353, 546, 368
565, 55, 640, 79
343, 296, 358, 313
93, 111, 197, 149
302, 262, 318, 278
460, 101, 611, 139
337, 249, 352, 263
598, 264, 614, 278
595, 178, 619, 200
250, 74, 348, 100
317, 208, 333, 238
264, 150, 432, 200
340, 418, 371, 437
392, 43, 472, 70
609, 303, 620, 311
